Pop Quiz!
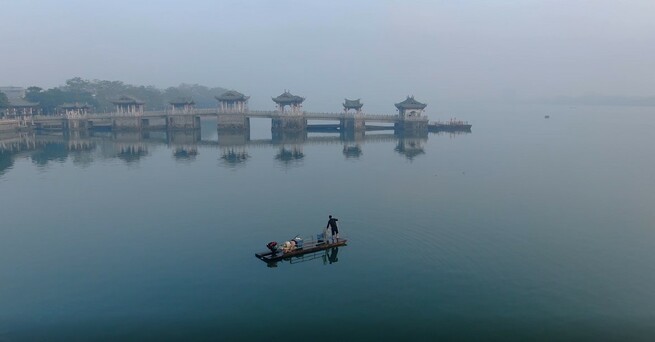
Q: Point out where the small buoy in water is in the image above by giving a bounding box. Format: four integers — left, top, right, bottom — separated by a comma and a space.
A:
545, 115, 550, 119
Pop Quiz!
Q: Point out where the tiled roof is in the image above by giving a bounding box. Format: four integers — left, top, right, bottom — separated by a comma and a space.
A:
272, 91, 304, 104
60, 102, 91, 109
7, 98, 38, 107
343, 98, 363, 109
111, 95, 145, 105
395, 96, 426, 110
216, 90, 249, 101
169, 98, 195, 105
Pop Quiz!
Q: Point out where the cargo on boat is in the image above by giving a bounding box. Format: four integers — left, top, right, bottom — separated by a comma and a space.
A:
256, 233, 347, 263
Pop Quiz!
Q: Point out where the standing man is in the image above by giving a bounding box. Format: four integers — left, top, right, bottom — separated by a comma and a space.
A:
326, 215, 339, 242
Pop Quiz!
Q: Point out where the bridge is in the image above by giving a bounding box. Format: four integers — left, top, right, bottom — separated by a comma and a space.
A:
12, 91, 439, 133
26, 109, 426, 133
30, 109, 404, 121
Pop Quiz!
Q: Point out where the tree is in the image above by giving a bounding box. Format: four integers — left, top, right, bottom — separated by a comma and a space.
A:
63, 77, 93, 93
0, 91, 9, 107
26, 84, 98, 115
0, 91, 9, 118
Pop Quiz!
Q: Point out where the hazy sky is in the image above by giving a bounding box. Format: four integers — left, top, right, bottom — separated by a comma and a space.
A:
3, 0, 654, 112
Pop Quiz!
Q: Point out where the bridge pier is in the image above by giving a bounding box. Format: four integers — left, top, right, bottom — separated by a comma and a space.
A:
271, 117, 306, 131
341, 129, 365, 142
168, 129, 201, 145
63, 118, 89, 132
217, 129, 250, 147
272, 130, 307, 144
217, 114, 250, 131
167, 115, 201, 131
113, 117, 144, 131
0, 120, 20, 133
340, 117, 365, 131
394, 119, 428, 136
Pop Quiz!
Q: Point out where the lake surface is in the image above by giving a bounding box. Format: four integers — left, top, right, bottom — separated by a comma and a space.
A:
1, 104, 654, 341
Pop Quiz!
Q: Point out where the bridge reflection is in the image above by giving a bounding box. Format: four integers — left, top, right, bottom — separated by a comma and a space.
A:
0, 126, 470, 172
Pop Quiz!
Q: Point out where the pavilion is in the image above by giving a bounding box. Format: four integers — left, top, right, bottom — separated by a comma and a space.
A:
216, 90, 249, 113
272, 91, 304, 115
111, 96, 144, 115
394, 96, 427, 118
343, 99, 363, 114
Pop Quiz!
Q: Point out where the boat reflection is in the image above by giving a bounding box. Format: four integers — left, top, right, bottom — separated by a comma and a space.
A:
265, 247, 342, 268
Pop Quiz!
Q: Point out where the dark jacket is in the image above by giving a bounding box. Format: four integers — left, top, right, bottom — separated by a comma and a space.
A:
327, 218, 338, 229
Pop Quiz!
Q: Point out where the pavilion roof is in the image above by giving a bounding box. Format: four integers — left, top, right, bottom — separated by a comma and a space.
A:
7, 98, 39, 108
272, 91, 304, 104
394, 96, 427, 110
59, 102, 91, 109
216, 90, 249, 101
169, 98, 195, 106
343, 98, 363, 109
111, 95, 145, 105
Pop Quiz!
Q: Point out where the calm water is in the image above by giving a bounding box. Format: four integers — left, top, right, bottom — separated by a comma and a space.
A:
1, 105, 654, 341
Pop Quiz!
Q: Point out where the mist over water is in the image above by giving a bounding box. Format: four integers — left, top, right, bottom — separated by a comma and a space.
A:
2, 0, 655, 340
4, 1, 655, 108
1, 105, 654, 340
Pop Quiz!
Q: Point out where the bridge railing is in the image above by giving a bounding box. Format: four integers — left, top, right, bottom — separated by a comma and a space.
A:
29, 109, 425, 122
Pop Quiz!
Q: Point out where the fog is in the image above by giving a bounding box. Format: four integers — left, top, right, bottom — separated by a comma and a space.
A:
3, 0, 654, 113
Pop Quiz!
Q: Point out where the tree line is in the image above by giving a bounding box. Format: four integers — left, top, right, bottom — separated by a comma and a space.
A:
5, 77, 228, 115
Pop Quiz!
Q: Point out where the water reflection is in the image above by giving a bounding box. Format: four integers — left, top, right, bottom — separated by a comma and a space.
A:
218, 131, 250, 167
170, 130, 200, 161
0, 150, 14, 176
395, 138, 426, 161
220, 148, 250, 166
324, 246, 339, 264
266, 247, 342, 268
117, 144, 149, 164
343, 145, 362, 158
275, 146, 304, 165
173, 147, 198, 161
31, 142, 69, 166
0, 125, 469, 173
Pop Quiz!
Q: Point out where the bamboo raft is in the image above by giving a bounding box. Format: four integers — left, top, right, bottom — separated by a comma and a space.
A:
255, 239, 347, 263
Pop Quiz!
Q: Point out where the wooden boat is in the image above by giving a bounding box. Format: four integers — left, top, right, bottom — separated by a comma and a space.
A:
256, 239, 347, 263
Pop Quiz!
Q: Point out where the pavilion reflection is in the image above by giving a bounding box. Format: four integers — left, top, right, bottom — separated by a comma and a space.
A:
342, 145, 362, 158
169, 130, 200, 161
394, 131, 427, 161
0, 126, 471, 172
341, 130, 364, 159
271, 131, 306, 165
217, 130, 250, 167
275, 146, 304, 165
